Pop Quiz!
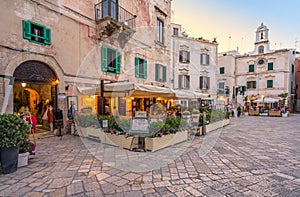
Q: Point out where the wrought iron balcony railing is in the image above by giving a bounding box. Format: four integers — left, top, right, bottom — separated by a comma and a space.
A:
95, 0, 136, 30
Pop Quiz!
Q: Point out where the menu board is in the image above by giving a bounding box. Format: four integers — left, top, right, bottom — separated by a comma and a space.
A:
129, 118, 149, 136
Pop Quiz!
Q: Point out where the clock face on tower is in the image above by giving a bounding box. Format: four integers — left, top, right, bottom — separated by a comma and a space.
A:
258, 59, 265, 65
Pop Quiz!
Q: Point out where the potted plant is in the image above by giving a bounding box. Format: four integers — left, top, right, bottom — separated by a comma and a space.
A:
18, 140, 35, 167
0, 113, 31, 174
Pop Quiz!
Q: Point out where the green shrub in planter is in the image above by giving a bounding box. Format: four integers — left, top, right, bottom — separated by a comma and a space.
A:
76, 114, 100, 128
0, 113, 31, 148
0, 113, 31, 174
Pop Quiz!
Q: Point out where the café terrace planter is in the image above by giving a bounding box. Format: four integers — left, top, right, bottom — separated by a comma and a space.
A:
204, 119, 230, 133
144, 130, 188, 152
78, 127, 188, 152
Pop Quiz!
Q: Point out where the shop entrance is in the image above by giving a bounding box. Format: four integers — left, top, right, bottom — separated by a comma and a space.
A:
12, 61, 58, 128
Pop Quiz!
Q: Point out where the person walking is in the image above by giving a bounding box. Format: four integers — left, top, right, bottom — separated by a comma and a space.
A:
237, 106, 241, 117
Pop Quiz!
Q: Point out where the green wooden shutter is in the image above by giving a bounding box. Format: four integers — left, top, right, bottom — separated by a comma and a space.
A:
207, 77, 210, 89
178, 75, 182, 88
144, 60, 147, 79
22, 20, 31, 40
44, 27, 51, 45
162, 66, 166, 82
116, 51, 120, 74
155, 64, 159, 81
247, 82, 250, 89
102, 46, 108, 72
253, 81, 256, 89
200, 76, 203, 89
268, 62, 273, 70
249, 64, 254, 72
135, 57, 139, 77
267, 80, 273, 88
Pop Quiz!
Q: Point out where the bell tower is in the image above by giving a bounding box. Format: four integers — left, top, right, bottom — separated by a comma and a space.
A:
249, 23, 272, 55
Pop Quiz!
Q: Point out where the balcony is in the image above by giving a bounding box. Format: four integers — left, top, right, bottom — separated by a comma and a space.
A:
95, 0, 136, 46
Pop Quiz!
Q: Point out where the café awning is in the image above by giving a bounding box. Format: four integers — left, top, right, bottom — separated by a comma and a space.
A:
171, 89, 207, 99
77, 82, 174, 98
253, 97, 279, 103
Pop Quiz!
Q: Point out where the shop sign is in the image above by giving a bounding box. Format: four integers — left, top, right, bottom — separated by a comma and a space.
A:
135, 111, 147, 118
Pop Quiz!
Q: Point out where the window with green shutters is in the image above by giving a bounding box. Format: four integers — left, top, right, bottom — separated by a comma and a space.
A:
249, 64, 254, 72
267, 80, 273, 88
155, 64, 166, 82
268, 62, 273, 70
220, 67, 225, 74
102, 46, 120, 74
135, 57, 147, 79
22, 20, 51, 45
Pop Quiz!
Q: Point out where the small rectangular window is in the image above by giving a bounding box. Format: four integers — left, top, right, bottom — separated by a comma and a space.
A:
135, 57, 147, 79
22, 20, 51, 45
178, 75, 190, 89
220, 67, 225, 74
179, 51, 190, 63
173, 28, 178, 36
218, 82, 225, 94
102, 46, 120, 74
247, 81, 256, 89
199, 76, 210, 90
156, 18, 164, 44
155, 64, 166, 82
267, 80, 273, 88
249, 64, 254, 72
268, 62, 273, 71
200, 54, 209, 65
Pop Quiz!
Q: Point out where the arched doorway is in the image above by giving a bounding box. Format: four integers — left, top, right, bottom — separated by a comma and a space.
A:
13, 61, 59, 127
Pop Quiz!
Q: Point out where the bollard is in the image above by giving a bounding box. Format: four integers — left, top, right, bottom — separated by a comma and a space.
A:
202, 112, 206, 135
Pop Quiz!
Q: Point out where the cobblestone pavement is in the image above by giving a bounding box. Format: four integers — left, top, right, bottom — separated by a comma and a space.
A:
1, 115, 300, 196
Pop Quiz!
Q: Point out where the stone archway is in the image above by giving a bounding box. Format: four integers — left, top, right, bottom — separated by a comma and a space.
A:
13, 61, 59, 119
13, 61, 57, 84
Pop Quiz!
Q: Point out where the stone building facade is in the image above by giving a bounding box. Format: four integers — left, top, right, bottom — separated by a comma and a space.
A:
217, 23, 296, 110
170, 23, 218, 107
0, 0, 173, 121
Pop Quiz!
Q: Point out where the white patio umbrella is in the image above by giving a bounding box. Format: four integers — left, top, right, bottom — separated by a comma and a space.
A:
253, 97, 279, 103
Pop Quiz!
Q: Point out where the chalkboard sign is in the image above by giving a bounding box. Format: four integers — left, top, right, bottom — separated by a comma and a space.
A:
129, 117, 150, 136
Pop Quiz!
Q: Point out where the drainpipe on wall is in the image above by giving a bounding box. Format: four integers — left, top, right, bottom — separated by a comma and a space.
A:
0, 75, 15, 114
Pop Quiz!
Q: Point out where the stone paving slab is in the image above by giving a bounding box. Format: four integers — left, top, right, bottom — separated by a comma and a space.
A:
1, 114, 300, 196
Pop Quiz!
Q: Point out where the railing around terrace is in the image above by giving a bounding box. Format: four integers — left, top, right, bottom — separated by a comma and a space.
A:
95, 0, 136, 30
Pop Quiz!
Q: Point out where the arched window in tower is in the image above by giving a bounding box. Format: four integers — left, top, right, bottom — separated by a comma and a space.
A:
258, 46, 264, 54
260, 32, 264, 39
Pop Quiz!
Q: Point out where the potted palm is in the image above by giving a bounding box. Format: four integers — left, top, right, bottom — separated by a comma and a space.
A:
0, 113, 31, 174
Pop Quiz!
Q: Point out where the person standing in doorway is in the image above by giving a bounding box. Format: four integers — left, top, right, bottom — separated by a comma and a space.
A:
47, 102, 54, 132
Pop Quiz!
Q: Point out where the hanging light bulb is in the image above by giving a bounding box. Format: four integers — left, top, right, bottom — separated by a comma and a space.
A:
21, 83, 26, 87
55, 79, 59, 84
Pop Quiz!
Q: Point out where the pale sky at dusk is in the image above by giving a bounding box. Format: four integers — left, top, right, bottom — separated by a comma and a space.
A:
172, 0, 300, 54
